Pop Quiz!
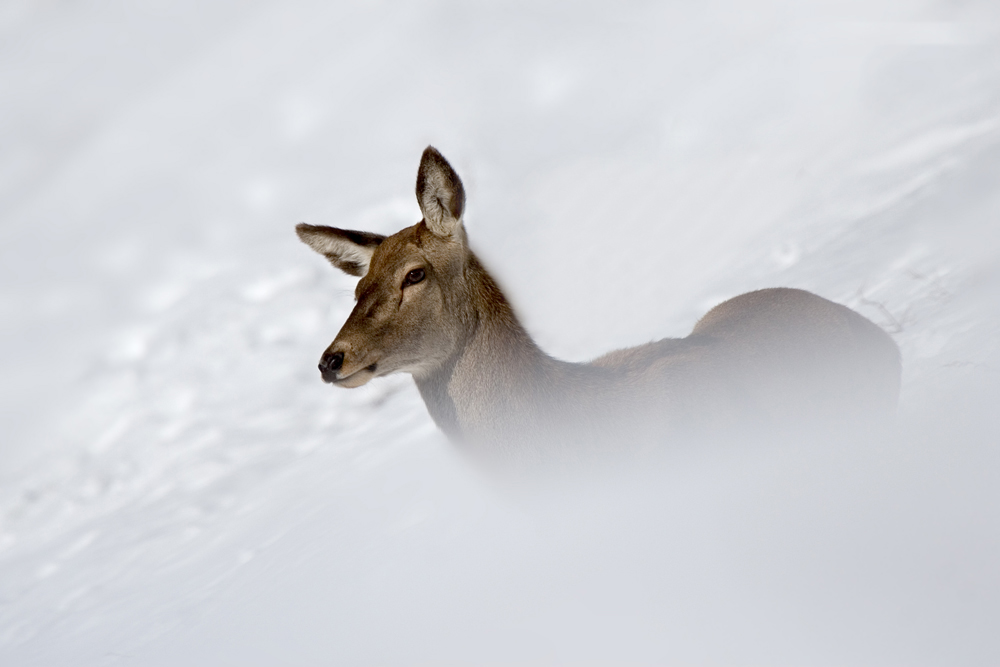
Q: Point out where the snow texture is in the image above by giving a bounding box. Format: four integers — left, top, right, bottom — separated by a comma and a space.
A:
1, 1, 999, 664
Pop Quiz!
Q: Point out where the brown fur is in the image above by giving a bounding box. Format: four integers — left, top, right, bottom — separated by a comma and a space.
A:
296, 147, 901, 465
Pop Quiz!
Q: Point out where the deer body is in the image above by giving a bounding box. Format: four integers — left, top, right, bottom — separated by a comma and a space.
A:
297, 147, 901, 464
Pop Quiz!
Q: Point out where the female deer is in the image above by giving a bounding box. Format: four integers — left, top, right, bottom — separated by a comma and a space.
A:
297, 147, 900, 464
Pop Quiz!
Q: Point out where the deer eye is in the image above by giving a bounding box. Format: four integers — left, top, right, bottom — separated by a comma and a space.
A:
403, 268, 425, 287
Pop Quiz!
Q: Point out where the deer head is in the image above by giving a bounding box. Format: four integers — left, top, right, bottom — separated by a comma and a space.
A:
297, 146, 475, 388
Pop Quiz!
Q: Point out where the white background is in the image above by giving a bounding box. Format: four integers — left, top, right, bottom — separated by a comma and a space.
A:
1, 1, 999, 664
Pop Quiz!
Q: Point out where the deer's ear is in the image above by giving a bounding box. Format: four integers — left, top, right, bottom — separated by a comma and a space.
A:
416, 146, 465, 237
295, 224, 385, 277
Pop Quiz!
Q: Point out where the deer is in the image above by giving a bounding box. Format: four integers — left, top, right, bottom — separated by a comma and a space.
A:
296, 147, 901, 466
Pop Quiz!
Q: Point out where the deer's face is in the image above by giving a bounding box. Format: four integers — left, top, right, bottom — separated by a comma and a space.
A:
319, 223, 468, 387
297, 146, 469, 388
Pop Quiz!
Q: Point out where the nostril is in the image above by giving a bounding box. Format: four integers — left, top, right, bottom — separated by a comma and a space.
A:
330, 351, 344, 371
319, 351, 345, 374
321, 350, 344, 372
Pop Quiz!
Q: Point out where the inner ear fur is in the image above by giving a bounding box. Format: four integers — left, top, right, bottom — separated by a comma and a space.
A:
416, 146, 465, 237
295, 223, 385, 277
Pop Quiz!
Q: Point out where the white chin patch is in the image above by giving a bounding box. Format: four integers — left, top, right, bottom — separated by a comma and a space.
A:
337, 369, 376, 388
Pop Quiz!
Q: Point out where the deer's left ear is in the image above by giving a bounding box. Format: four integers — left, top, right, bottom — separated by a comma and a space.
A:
416, 146, 465, 237
295, 223, 385, 277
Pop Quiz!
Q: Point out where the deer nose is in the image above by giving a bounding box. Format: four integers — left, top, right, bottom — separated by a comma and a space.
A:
319, 350, 344, 379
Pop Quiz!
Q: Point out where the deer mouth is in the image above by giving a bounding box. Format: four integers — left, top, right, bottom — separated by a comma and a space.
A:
327, 362, 379, 388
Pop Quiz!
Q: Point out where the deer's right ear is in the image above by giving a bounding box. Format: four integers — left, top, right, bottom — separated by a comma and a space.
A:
416, 146, 465, 238
295, 223, 385, 277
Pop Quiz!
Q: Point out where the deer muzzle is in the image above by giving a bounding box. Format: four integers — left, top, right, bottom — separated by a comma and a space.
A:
319, 348, 379, 387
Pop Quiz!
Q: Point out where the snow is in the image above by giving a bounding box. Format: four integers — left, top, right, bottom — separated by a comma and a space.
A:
2, 1, 999, 664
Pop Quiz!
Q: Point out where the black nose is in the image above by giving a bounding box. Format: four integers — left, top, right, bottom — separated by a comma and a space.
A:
319, 351, 344, 375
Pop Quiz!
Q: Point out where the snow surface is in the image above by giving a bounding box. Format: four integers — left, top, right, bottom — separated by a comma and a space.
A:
2, 1, 999, 664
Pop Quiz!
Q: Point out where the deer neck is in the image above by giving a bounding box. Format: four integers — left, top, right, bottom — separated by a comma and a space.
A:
413, 253, 560, 445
